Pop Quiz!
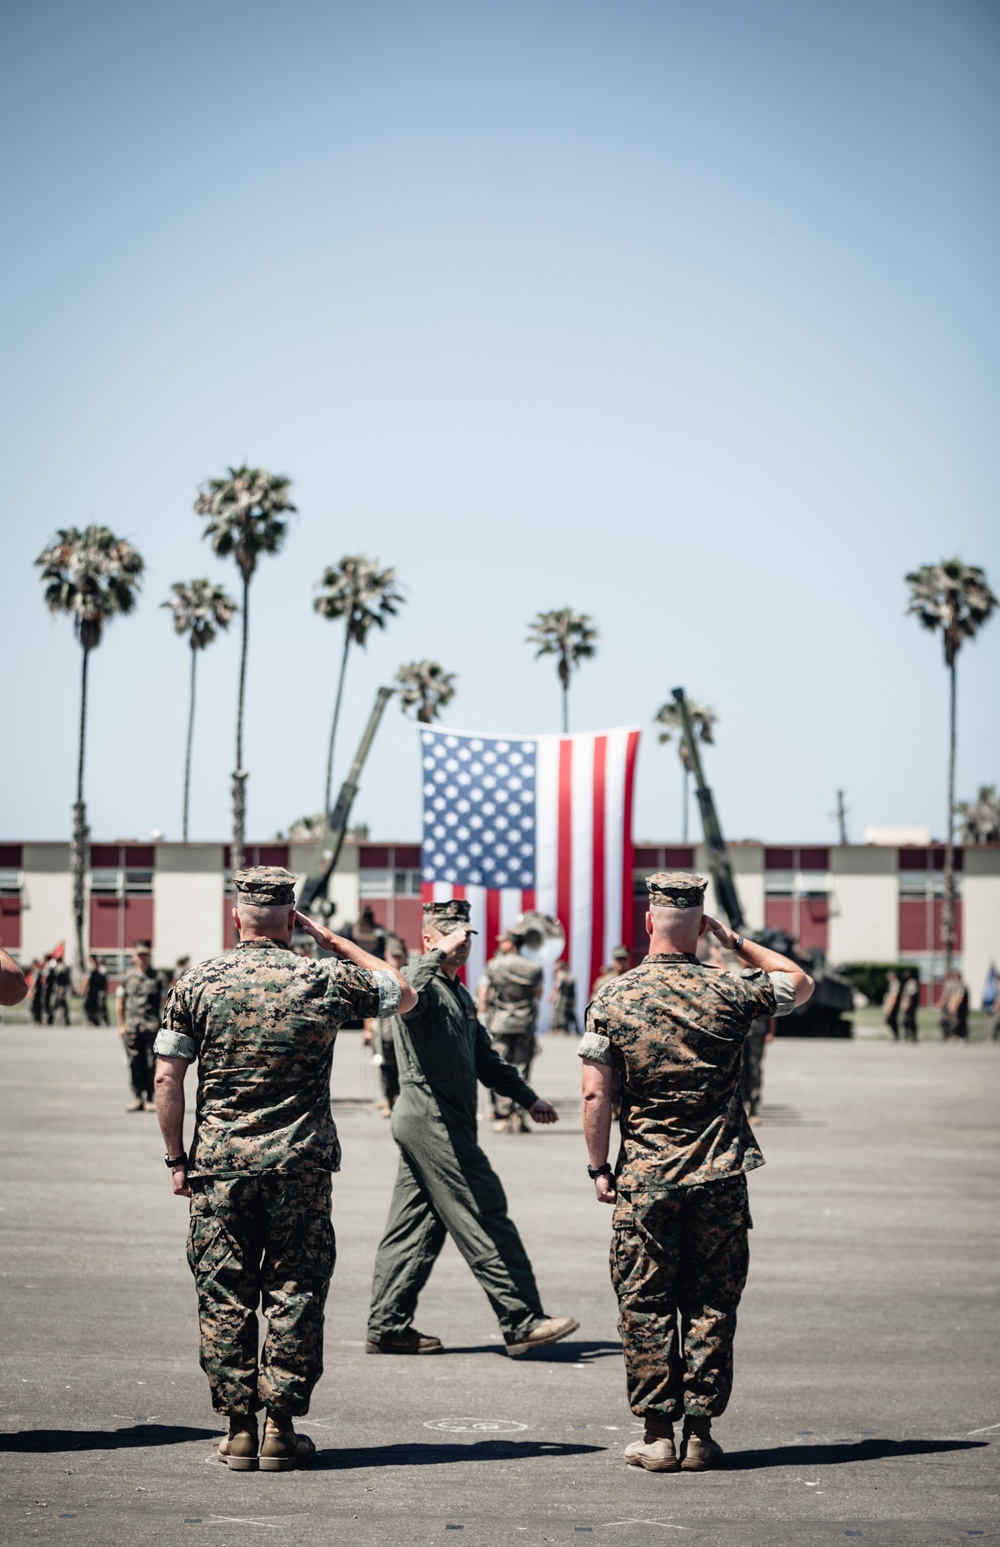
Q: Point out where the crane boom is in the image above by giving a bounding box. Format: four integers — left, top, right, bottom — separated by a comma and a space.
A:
670, 686, 744, 929
298, 686, 395, 913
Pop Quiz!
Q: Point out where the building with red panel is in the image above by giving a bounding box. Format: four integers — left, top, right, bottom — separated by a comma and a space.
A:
2, 837, 998, 1007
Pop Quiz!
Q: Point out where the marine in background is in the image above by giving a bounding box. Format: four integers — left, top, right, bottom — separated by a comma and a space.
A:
478, 927, 543, 1134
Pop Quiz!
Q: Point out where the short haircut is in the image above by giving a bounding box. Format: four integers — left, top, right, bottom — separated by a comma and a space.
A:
237, 901, 293, 931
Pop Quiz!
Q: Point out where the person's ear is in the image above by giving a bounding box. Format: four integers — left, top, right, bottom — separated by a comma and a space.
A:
698, 914, 709, 937
645, 911, 653, 939
232, 907, 241, 933
287, 908, 296, 933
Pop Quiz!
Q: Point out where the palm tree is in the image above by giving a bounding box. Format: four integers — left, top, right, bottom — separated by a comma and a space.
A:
162, 580, 238, 842
956, 785, 1000, 848
314, 556, 405, 814
653, 697, 717, 841
526, 608, 598, 733
906, 559, 997, 971
194, 466, 295, 870
396, 659, 457, 724
35, 526, 144, 969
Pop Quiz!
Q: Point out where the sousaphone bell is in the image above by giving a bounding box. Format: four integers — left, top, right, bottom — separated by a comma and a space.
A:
513, 910, 565, 965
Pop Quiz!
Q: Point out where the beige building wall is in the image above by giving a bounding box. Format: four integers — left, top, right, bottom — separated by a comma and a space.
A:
289, 840, 360, 931
828, 847, 898, 963
693, 843, 765, 930
20, 844, 77, 962
154, 844, 225, 967
962, 849, 1000, 1009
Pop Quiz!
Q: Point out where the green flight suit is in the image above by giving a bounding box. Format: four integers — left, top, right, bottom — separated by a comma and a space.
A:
368, 947, 548, 1345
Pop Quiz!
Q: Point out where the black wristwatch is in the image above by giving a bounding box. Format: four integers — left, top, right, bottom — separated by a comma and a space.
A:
164, 1154, 187, 1170
587, 1162, 613, 1180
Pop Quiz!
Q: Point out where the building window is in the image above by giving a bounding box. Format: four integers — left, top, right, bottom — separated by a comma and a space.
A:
764, 848, 830, 952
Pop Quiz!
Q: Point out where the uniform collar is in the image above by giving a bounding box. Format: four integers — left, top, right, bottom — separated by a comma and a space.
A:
236, 937, 289, 951
645, 952, 703, 964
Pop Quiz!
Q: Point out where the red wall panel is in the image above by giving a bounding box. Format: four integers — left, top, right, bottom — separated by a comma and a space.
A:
0, 898, 21, 949
798, 897, 829, 952
90, 898, 123, 949
765, 898, 794, 933
898, 898, 928, 951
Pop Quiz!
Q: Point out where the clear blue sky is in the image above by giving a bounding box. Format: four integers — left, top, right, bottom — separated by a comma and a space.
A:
2, 0, 997, 846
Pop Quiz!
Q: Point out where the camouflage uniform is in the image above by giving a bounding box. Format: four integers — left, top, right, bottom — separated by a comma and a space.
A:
119, 963, 163, 1101
580, 872, 796, 1426
739, 1017, 769, 1117
154, 867, 401, 1417
368, 900, 549, 1348
482, 945, 542, 1120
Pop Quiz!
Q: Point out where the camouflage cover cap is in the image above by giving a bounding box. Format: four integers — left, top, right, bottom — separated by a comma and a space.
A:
498, 927, 526, 944
611, 944, 630, 961
422, 898, 478, 934
646, 871, 709, 909
232, 866, 297, 906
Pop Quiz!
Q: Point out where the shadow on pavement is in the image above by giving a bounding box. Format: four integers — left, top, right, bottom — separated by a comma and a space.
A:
313, 1440, 605, 1470
445, 1339, 622, 1363
725, 1437, 987, 1470
0, 1423, 218, 1453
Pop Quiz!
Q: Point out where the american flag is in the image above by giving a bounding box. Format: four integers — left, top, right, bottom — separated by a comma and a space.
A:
420, 726, 641, 1005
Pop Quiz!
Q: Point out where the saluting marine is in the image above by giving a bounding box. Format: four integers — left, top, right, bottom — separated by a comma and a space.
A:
153, 868, 414, 1472
478, 927, 543, 1133
580, 872, 813, 1473
366, 898, 578, 1358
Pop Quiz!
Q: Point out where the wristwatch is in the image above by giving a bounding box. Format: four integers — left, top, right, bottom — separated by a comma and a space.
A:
733, 935, 744, 952
164, 1154, 187, 1170
587, 1162, 613, 1180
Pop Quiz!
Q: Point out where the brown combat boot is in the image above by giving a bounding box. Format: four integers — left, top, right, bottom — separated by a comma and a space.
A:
624, 1422, 679, 1472
259, 1412, 316, 1471
505, 1315, 579, 1357
218, 1413, 259, 1471
365, 1328, 444, 1354
681, 1418, 724, 1470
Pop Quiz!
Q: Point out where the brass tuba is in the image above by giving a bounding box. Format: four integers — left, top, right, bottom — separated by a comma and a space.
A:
513, 910, 565, 965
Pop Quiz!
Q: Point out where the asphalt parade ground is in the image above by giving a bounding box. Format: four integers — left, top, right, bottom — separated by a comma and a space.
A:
1, 1024, 997, 1547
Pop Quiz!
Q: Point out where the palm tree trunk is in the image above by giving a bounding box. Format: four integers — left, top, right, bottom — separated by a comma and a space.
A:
232, 576, 250, 872
70, 646, 91, 973
562, 682, 569, 735
183, 646, 197, 843
324, 627, 351, 816
942, 656, 957, 975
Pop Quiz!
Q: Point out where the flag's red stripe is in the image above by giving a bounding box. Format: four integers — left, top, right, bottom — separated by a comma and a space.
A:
421, 882, 434, 903
521, 888, 535, 913
621, 731, 640, 954
590, 735, 608, 991
556, 739, 573, 961
485, 890, 501, 951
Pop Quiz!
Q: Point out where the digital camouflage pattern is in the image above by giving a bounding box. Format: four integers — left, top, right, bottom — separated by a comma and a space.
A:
119, 964, 163, 1030
740, 1017, 769, 1117
187, 1168, 334, 1414
611, 1174, 751, 1421
368, 947, 546, 1344
645, 871, 709, 909
581, 954, 776, 1189
482, 952, 543, 1035
232, 866, 297, 905
154, 938, 384, 1177
422, 898, 478, 933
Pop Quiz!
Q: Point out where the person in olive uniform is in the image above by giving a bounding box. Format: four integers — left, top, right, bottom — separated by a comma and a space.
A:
900, 971, 920, 1042
83, 954, 109, 1025
581, 872, 814, 1473
366, 898, 579, 1358
117, 942, 162, 1110
478, 928, 543, 1133
154, 868, 414, 1471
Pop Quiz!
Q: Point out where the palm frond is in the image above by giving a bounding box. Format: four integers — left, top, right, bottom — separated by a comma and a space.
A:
35, 525, 145, 651
194, 465, 295, 580
396, 659, 457, 723
314, 555, 405, 646
162, 579, 238, 650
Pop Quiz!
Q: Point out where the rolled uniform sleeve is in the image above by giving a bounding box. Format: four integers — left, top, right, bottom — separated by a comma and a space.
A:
372, 968, 402, 1018
768, 970, 797, 1017
325, 961, 382, 1023
579, 996, 614, 1065
154, 984, 196, 1063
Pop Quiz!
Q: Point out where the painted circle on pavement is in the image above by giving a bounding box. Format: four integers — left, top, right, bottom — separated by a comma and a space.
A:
424, 1418, 528, 1434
